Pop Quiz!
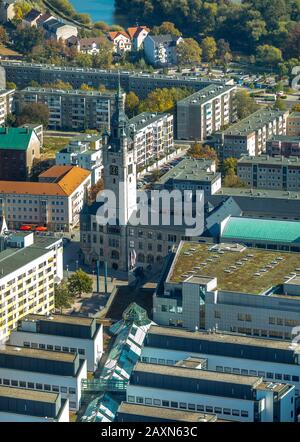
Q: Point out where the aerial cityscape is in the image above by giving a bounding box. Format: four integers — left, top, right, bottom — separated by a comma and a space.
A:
0, 0, 299, 428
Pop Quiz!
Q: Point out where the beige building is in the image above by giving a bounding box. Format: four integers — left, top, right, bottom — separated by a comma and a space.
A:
287, 112, 300, 136
0, 0, 16, 23
0, 165, 91, 231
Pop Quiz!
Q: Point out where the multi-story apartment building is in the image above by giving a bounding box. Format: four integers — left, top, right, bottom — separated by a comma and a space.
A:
16, 87, 118, 131
154, 241, 300, 338
266, 135, 300, 157
0, 345, 87, 410
237, 155, 300, 191
0, 126, 41, 181
144, 34, 183, 67
1, 62, 230, 99
287, 112, 300, 136
214, 109, 288, 159
0, 89, 14, 125
0, 231, 63, 342
9, 314, 103, 373
56, 134, 103, 185
0, 386, 69, 422
126, 362, 295, 422
0, 165, 91, 231
128, 112, 174, 168
142, 326, 300, 398
176, 85, 237, 141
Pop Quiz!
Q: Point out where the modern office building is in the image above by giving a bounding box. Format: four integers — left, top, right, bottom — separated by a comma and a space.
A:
176, 85, 236, 141
0, 165, 91, 231
214, 109, 288, 158
287, 113, 300, 137
0, 345, 87, 410
126, 362, 295, 422
153, 241, 300, 338
142, 325, 300, 397
266, 136, 300, 157
56, 134, 103, 185
237, 155, 300, 191
0, 126, 41, 181
0, 231, 63, 342
9, 314, 103, 372
16, 87, 118, 132
0, 386, 69, 422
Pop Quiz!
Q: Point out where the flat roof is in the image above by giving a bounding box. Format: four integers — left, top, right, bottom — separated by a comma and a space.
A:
147, 325, 300, 352
216, 187, 300, 200
178, 84, 235, 105
221, 109, 287, 136
24, 313, 94, 327
156, 158, 219, 184
134, 362, 261, 386
0, 345, 76, 363
0, 385, 59, 404
118, 402, 217, 422
22, 86, 115, 97
129, 112, 171, 131
267, 135, 300, 143
238, 155, 300, 166
167, 242, 300, 294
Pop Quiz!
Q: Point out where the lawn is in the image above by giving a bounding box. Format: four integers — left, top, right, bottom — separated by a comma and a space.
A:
41, 136, 71, 160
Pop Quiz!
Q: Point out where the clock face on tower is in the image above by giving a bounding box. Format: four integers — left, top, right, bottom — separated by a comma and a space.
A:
110, 165, 119, 176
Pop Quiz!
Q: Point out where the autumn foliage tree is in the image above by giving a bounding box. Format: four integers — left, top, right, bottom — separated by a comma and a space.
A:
187, 143, 219, 164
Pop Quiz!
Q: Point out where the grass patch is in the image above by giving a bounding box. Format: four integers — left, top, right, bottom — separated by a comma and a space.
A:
41, 136, 71, 160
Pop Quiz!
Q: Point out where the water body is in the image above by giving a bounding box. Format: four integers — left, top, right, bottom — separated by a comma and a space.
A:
70, 0, 125, 26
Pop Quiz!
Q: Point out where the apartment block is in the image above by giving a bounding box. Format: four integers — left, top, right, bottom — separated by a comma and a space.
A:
128, 112, 174, 168
176, 85, 236, 141
16, 87, 118, 131
214, 109, 288, 159
9, 314, 103, 372
153, 242, 300, 338
126, 362, 295, 422
0, 345, 87, 410
0, 89, 14, 125
266, 135, 300, 157
237, 155, 300, 191
0, 165, 91, 231
144, 34, 183, 67
56, 134, 103, 185
0, 386, 69, 422
142, 326, 300, 398
287, 112, 300, 137
0, 231, 63, 342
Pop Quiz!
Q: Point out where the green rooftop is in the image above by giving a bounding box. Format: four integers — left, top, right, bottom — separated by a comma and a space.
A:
156, 158, 219, 185
221, 217, 300, 244
0, 127, 33, 150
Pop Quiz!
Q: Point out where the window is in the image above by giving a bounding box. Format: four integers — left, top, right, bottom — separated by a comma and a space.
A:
162, 400, 170, 407
55, 346, 61, 351
69, 402, 77, 409
19, 381, 26, 388
232, 410, 240, 416
39, 344, 46, 350
214, 407, 222, 414
128, 396, 135, 403
23, 341, 30, 348
292, 376, 299, 382
206, 406, 213, 413
179, 402, 187, 409
3, 379, 10, 385
241, 411, 249, 418
28, 382, 34, 389
52, 386, 59, 392
60, 386, 67, 393
78, 349, 85, 355
197, 405, 204, 412
36, 383, 43, 390
145, 398, 152, 405
171, 402, 178, 408
188, 403, 196, 410
63, 347, 69, 352
241, 369, 248, 375
136, 397, 144, 404
223, 408, 231, 415
275, 373, 282, 380
70, 348, 76, 353
47, 345, 53, 350
44, 385, 51, 391
153, 399, 161, 406
69, 387, 76, 395
11, 380, 18, 387
216, 366, 223, 372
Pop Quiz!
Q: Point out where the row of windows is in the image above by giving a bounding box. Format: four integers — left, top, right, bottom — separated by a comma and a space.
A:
127, 396, 249, 418
215, 366, 299, 385
23, 341, 85, 356
0, 378, 76, 395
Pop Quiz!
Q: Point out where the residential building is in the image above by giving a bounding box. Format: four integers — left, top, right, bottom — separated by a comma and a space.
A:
116, 402, 218, 422
56, 134, 103, 185
127, 26, 150, 51
16, 87, 118, 131
237, 155, 300, 191
9, 314, 103, 373
0, 345, 87, 410
128, 112, 174, 168
0, 386, 69, 422
142, 325, 300, 398
0, 231, 63, 342
153, 241, 300, 338
42, 18, 78, 41
176, 85, 237, 140
36, 13, 55, 28
22, 8, 42, 27
214, 109, 288, 159
287, 112, 300, 137
0, 126, 41, 181
154, 158, 221, 197
77, 37, 104, 55
126, 362, 295, 422
0, 0, 16, 23
266, 135, 300, 157
0, 89, 14, 125
144, 34, 183, 67
0, 165, 91, 231
108, 31, 132, 54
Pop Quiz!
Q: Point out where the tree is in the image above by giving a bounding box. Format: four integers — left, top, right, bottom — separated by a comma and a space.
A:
0, 25, 8, 45
138, 87, 192, 113
89, 178, 104, 203
256, 45, 283, 67
292, 104, 300, 112
274, 98, 286, 111
187, 143, 219, 163
222, 158, 238, 176
13, 26, 44, 54
43, 80, 73, 90
201, 37, 217, 63
74, 52, 93, 68
177, 39, 202, 66
223, 172, 247, 188
14, 0, 31, 20
80, 83, 94, 91
68, 269, 93, 297
125, 91, 140, 117
235, 90, 259, 120
54, 282, 73, 313
92, 37, 113, 69
6, 81, 16, 90
152, 22, 181, 36
16, 102, 49, 128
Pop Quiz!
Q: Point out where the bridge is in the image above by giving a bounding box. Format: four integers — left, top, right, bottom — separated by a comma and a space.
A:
81, 378, 127, 393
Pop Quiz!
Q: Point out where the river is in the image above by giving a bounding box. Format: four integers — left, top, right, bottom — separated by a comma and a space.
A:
70, 0, 126, 26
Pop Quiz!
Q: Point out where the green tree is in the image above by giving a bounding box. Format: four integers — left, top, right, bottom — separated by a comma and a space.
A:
74, 52, 93, 68
125, 91, 140, 117
235, 90, 259, 120
92, 38, 113, 69
43, 80, 73, 90
201, 37, 217, 63
80, 83, 94, 91
13, 26, 44, 54
256, 45, 283, 67
54, 282, 73, 313
274, 98, 286, 111
223, 172, 247, 188
14, 0, 31, 20
152, 22, 182, 36
177, 38, 202, 66
6, 81, 16, 90
16, 102, 49, 127
68, 269, 93, 297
